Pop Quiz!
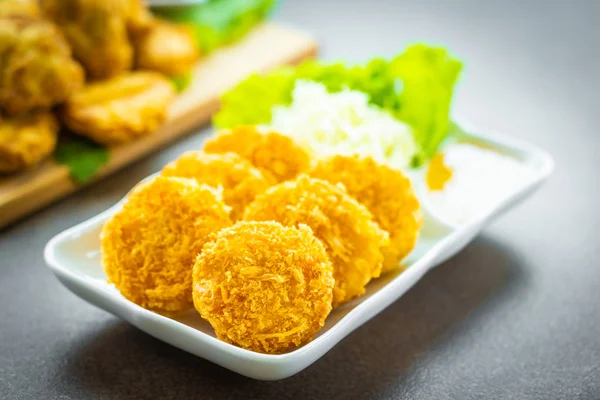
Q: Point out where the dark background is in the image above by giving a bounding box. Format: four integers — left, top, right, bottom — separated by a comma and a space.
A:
1, 0, 599, 399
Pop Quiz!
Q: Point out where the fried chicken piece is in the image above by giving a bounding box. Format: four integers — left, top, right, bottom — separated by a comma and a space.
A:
0, 0, 40, 19
204, 125, 311, 182
41, 0, 153, 79
310, 155, 422, 273
0, 111, 58, 173
61, 71, 176, 145
243, 175, 389, 307
0, 17, 84, 115
133, 20, 199, 77
193, 221, 334, 353
161, 152, 274, 221
102, 176, 232, 312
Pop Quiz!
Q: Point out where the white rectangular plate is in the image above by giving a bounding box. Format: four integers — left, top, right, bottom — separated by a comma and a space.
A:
44, 121, 554, 380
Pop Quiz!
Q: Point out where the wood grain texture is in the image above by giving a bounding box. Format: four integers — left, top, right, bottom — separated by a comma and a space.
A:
0, 23, 317, 228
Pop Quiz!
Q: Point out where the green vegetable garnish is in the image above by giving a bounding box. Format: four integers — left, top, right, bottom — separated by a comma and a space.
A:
214, 44, 462, 163
213, 68, 295, 127
170, 73, 192, 93
54, 135, 110, 184
153, 0, 278, 53
392, 45, 463, 159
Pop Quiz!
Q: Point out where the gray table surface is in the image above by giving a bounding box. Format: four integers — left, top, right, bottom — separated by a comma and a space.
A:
2, 1, 599, 399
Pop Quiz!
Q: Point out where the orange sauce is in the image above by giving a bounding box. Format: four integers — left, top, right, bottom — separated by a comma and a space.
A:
426, 153, 453, 191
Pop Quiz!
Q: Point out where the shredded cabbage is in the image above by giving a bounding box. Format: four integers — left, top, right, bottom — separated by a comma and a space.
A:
270, 80, 419, 170
214, 44, 462, 164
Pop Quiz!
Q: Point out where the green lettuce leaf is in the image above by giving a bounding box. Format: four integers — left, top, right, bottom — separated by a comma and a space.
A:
170, 72, 192, 93
152, 0, 278, 53
54, 135, 110, 184
213, 43, 462, 162
213, 67, 295, 127
391, 45, 462, 158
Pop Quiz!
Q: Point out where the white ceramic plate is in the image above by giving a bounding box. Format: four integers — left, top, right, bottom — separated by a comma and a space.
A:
44, 120, 554, 381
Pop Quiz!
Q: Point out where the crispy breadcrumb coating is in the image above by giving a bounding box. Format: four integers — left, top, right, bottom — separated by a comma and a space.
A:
0, 17, 84, 116
41, 0, 153, 79
0, 111, 58, 173
61, 71, 175, 145
161, 152, 275, 221
310, 155, 422, 273
243, 175, 389, 307
101, 176, 232, 312
0, 0, 40, 19
193, 221, 334, 354
203, 125, 311, 182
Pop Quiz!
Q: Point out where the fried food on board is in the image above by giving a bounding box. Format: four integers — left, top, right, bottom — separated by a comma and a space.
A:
243, 175, 389, 307
133, 20, 199, 77
40, 0, 153, 79
0, 112, 58, 173
0, 17, 84, 115
0, 0, 40, 18
310, 155, 422, 273
102, 176, 232, 312
193, 221, 334, 353
204, 125, 311, 182
161, 152, 274, 221
61, 71, 175, 145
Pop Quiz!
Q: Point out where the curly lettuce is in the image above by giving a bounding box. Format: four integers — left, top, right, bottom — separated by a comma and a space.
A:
214, 44, 462, 162
152, 0, 278, 53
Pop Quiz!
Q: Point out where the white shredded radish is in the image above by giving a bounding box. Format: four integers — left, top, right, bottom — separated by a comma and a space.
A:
269, 80, 419, 170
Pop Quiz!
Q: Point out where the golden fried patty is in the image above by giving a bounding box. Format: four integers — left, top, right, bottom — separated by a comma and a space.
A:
0, 18, 84, 115
41, 0, 153, 79
0, 112, 58, 173
204, 125, 311, 182
133, 20, 199, 77
61, 71, 175, 145
193, 221, 334, 353
161, 151, 274, 221
243, 175, 389, 307
101, 176, 232, 312
310, 155, 422, 272
0, 0, 41, 19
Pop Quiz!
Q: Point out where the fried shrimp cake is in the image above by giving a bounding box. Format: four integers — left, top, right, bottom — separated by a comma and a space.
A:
0, 0, 41, 19
0, 112, 58, 173
61, 71, 175, 145
0, 18, 84, 115
243, 175, 389, 307
133, 20, 199, 77
41, 0, 150, 79
204, 125, 311, 182
193, 221, 334, 353
101, 176, 232, 312
310, 155, 422, 273
161, 152, 274, 221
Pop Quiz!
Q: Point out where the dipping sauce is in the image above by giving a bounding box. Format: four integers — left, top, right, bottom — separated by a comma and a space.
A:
425, 143, 536, 225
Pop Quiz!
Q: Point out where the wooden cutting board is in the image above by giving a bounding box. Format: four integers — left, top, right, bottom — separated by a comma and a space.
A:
0, 23, 318, 229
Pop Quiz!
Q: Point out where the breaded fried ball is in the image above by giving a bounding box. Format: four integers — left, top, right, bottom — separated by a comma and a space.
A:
161, 152, 274, 221
101, 176, 232, 312
193, 221, 334, 354
41, 0, 152, 79
0, 17, 84, 115
243, 175, 389, 307
310, 155, 422, 273
61, 71, 175, 145
204, 125, 311, 182
0, 0, 41, 19
0, 112, 58, 173
133, 20, 199, 77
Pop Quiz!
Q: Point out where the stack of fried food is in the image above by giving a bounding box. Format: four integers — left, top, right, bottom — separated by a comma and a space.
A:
102, 125, 422, 354
0, 0, 199, 174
